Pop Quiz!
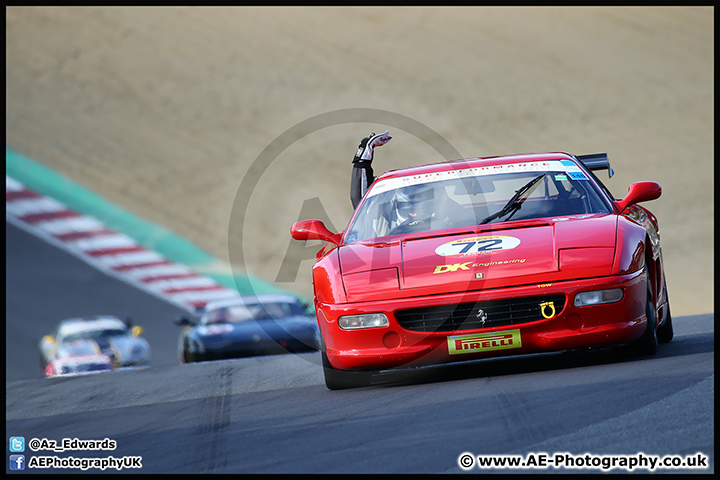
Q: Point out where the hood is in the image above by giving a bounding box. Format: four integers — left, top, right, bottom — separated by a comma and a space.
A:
340, 215, 617, 300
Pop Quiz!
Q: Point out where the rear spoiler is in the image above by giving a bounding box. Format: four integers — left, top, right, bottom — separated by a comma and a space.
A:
576, 153, 614, 178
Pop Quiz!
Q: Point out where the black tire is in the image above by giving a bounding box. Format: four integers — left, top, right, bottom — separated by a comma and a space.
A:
657, 277, 674, 344
321, 350, 374, 390
657, 307, 674, 344
181, 339, 190, 363
183, 350, 193, 364
632, 262, 658, 356
182, 338, 199, 363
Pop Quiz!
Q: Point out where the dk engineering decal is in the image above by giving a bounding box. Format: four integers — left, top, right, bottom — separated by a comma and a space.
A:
448, 330, 522, 355
433, 258, 526, 274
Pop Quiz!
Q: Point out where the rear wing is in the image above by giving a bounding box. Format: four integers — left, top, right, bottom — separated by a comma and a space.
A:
576, 153, 614, 178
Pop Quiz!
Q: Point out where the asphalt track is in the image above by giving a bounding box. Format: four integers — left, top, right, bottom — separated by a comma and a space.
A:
5, 220, 714, 474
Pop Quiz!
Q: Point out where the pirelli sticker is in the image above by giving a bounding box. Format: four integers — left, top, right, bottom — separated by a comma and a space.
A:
448, 329, 522, 355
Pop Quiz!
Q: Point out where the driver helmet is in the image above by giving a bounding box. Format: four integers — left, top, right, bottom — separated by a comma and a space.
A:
208, 307, 231, 324
394, 184, 436, 225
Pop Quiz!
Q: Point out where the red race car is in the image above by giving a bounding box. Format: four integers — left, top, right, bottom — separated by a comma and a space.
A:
291, 152, 673, 389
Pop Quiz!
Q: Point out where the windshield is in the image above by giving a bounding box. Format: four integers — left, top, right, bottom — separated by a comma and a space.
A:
62, 328, 129, 343
201, 301, 305, 325
344, 160, 613, 242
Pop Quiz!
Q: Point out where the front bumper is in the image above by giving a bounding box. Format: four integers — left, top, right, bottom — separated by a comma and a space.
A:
189, 336, 319, 362
318, 270, 647, 371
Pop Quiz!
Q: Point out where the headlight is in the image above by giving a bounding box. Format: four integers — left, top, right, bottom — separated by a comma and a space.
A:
338, 313, 389, 330
574, 288, 624, 307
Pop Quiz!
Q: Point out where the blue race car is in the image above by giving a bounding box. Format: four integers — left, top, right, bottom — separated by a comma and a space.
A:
175, 294, 320, 363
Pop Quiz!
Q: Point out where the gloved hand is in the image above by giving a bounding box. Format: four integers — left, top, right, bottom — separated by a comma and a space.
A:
352, 130, 391, 164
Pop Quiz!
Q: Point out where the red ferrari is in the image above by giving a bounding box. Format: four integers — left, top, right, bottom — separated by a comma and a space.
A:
291, 152, 673, 389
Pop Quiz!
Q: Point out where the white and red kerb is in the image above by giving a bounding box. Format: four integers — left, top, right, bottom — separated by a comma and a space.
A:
6, 176, 240, 311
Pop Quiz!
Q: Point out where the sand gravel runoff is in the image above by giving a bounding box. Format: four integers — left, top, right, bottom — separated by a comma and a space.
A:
6, 6, 714, 316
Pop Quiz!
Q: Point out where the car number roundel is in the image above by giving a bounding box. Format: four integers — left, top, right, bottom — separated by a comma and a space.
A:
435, 235, 521, 257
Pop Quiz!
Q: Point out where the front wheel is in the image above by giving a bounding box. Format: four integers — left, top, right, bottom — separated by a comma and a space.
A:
657, 276, 674, 344
631, 262, 658, 356
657, 306, 674, 344
181, 338, 198, 363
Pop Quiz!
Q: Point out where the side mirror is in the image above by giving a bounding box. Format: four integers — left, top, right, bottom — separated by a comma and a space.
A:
290, 220, 342, 246
42, 335, 57, 345
131, 325, 144, 337
614, 182, 661, 213
175, 316, 196, 327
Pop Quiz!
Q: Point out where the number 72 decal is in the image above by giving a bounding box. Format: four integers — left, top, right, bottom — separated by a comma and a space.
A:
435, 235, 521, 257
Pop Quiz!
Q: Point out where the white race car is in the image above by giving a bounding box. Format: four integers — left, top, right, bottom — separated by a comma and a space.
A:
40, 316, 150, 372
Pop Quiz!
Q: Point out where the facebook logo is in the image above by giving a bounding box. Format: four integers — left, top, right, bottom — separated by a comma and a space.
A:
9, 437, 25, 452
9, 455, 25, 470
